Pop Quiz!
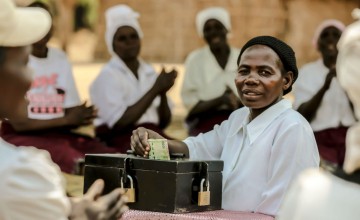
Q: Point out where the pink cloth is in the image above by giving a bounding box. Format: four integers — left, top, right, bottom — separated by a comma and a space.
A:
186, 110, 232, 136
120, 210, 274, 220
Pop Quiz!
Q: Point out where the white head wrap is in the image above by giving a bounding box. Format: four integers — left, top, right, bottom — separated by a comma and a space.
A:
312, 19, 346, 49
337, 9, 360, 174
105, 5, 143, 56
195, 7, 231, 38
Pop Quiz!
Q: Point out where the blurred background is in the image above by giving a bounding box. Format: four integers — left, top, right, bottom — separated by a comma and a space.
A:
14, 0, 360, 140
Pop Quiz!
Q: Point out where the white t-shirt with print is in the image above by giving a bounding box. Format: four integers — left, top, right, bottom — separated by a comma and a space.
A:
27, 47, 81, 120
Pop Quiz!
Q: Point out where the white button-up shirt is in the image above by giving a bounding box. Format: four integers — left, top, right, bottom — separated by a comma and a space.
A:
184, 99, 320, 216
181, 46, 240, 110
0, 138, 70, 220
278, 169, 360, 220
293, 59, 356, 132
90, 56, 164, 128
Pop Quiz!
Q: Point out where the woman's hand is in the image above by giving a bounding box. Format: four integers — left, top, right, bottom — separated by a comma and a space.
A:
130, 127, 164, 157
69, 179, 128, 220
153, 68, 178, 94
221, 86, 241, 110
65, 102, 97, 127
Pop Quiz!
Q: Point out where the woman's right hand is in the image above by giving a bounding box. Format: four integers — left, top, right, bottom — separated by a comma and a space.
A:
65, 102, 97, 127
154, 68, 177, 94
221, 87, 240, 110
130, 127, 164, 157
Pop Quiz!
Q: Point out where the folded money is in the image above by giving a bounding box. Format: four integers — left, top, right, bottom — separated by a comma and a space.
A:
148, 138, 170, 160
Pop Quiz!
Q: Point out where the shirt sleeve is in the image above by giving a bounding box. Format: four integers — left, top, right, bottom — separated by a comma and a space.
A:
0, 148, 70, 220
62, 55, 81, 108
181, 53, 201, 110
184, 118, 230, 160
255, 122, 320, 216
90, 68, 128, 128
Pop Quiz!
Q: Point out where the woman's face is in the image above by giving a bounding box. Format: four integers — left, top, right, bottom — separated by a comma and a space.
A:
203, 19, 228, 49
317, 26, 342, 58
235, 45, 292, 116
0, 46, 32, 119
113, 26, 141, 61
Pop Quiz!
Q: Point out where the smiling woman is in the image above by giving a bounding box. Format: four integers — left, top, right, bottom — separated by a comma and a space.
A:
293, 19, 356, 169
90, 4, 178, 152
236, 45, 293, 120
181, 7, 242, 136
131, 36, 320, 216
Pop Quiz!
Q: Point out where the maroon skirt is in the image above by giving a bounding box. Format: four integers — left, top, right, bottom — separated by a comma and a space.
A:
186, 110, 233, 136
0, 121, 117, 173
314, 126, 349, 166
95, 123, 173, 153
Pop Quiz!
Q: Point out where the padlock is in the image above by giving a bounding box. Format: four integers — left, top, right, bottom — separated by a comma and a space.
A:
198, 178, 210, 206
120, 175, 136, 203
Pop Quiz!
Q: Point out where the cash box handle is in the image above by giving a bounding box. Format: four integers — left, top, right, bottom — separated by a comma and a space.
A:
121, 157, 133, 186
199, 162, 209, 189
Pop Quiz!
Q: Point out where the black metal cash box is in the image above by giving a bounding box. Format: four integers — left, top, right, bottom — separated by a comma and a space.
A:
83, 154, 223, 213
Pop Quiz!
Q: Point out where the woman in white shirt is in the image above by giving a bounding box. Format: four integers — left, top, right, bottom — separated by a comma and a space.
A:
0, 2, 117, 174
131, 36, 320, 216
181, 7, 242, 136
0, 0, 128, 219
278, 14, 360, 219
293, 19, 356, 168
90, 5, 177, 152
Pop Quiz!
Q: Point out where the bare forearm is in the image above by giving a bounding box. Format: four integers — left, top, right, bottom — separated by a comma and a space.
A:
115, 87, 159, 129
9, 117, 69, 132
168, 140, 189, 158
297, 86, 328, 122
157, 93, 171, 128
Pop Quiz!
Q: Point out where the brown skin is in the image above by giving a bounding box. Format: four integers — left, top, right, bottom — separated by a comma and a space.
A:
186, 19, 242, 121
112, 26, 177, 130
7, 16, 97, 132
0, 47, 33, 120
0, 46, 128, 219
297, 26, 342, 122
236, 45, 293, 119
131, 45, 293, 158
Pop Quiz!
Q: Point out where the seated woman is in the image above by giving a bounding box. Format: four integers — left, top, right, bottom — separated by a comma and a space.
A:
90, 5, 177, 152
293, 19, 356, 169
131, 36, 320, 216
181, 7, 242, 136
0, 1, 117, 174
278, 13, 360, 219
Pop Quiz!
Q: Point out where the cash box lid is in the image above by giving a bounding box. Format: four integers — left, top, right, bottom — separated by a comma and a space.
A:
85, 154, 223, 173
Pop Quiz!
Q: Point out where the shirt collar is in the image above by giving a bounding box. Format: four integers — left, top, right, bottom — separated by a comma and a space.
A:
231, 99, 292, 144
110, 55, 154, 77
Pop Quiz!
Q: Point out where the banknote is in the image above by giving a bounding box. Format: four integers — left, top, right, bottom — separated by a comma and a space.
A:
148, 139, 170, 160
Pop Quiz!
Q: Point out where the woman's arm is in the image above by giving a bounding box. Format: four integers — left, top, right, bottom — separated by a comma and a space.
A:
157, 93, 171, 129
297, 69, 336, 122
9, 102, 95, 132
114, 69, 177, 130
130, 127, 189, 158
